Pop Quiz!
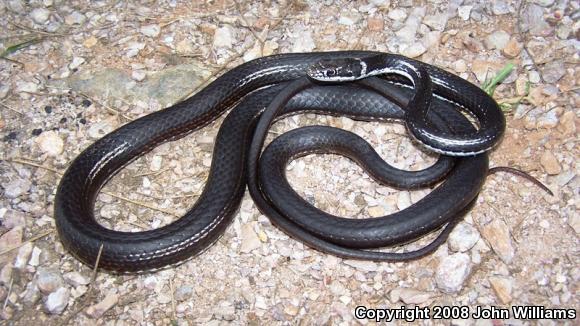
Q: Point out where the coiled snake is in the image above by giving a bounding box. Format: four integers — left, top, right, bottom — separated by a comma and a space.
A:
54, 52, 505, 272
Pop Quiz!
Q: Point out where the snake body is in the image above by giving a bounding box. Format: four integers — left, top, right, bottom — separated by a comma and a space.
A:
54, 52, 503, 272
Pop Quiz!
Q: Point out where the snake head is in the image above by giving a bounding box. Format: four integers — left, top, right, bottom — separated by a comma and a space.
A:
307, 58, 367, 82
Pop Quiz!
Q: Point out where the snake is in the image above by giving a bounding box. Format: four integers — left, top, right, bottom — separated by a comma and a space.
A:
54, 52, 504, 272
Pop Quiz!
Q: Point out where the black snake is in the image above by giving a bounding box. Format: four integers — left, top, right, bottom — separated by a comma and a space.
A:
54, 52, 504, 272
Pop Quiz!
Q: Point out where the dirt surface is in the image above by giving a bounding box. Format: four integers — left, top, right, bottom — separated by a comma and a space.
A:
0, 0, 578, 325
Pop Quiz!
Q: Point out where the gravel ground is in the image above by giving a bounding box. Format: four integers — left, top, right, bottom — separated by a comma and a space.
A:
0, 0, 578, 325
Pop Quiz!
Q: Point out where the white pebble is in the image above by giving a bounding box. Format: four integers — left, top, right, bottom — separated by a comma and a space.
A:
150, 156, 163, 171
140, 24, 160, 37
240, 223, 261, 253
448, 222, 480, 252
457, 6, 472, 20
401, 43, 427, 58
28, 247, 41, 266
397, 191, 411, 210
387, 8, 407, 21
14, 242, 33, 269
435, 253, 471, 293
30, 8, 51, 24
213, 26, 234, 48
36, 269, 64, 294
4, 179, 31, 198
36, 130, 64, 156
68, 56, 85, 70
63, 271, 89, 287
131, 70, 147, 82
45, 287, 70, 314
64, 11, 86, 25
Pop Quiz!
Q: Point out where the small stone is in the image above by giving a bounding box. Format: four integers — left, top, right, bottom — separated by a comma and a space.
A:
368, 206, 384, 217
0, 228, 22, 266
63, 272, 89, 287
448, 223, 480, 252
126, 42, 145, 57
175, 285, 193, 301
150, 156, 163, 171
45, 287, 70, 314
64, 11, 86, 25
457, 6, 472, 20
484, 30, 510, 50
14, 242, 33, 269
0, 263, 13, 285
338, 13, 360, 26
367, 17, 384, 31
240, 223, 261, 253
6, 0, 25, 12
131, 70, 146, 82
480, 219, 515, 263
435, 253, 471, 293
556, 19, 573, 39
30, 8, 51, 24
541, 60, 566, 83
86, 292, 118, 318
502, 38, 522, 58
213, 26, 234, 48
343, 260, 378, 272
36, 130, 64, 156
540, 151, 561, 175
529, 71, 541, 83
0, 84, 10, 99
22, 280, 41, 307
423, 31, 441, 48
2, 210, 26, 229
29, 247, 41, 266
398, 288, 433, 305
489, 276, 513, 304
16, 81, 39, 95
36, 269, 65, 294
262, 40, 278, 56
176, 39, 195, 54
471, 60, 502, 83
522, 4, 551, 36
83, 36, 98, 48
401, 43, 426, 58
71, 285, 88, 299
537, 109, 560, 129
284, 304, 299, 316
452, 60, 467, 73
69, 57, 85, 70
4, 179, 31, 198
423, 13, 448, 31
397, 191, 411, 210
492, 0, 511, 15
387, 8, 407, 21
395, 7, 426, 43
140, 24, 160, 37
558, 111, 576, 136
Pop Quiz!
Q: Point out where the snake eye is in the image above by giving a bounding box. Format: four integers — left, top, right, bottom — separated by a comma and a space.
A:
327, 70, 336, 77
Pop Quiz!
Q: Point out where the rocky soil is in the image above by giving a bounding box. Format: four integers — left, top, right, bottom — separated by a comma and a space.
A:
0, 0, 578, 325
